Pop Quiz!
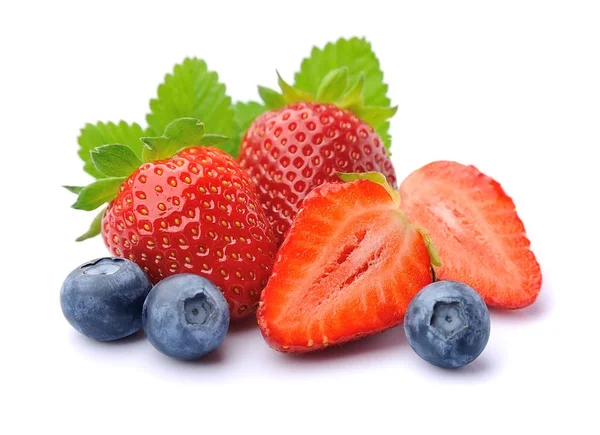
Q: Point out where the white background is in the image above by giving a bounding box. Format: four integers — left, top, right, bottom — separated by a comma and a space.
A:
1, 1, 598, 433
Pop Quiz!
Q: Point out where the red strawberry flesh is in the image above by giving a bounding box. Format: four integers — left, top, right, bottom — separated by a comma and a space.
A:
257, 178, 434, 352
399, 160, 542, 309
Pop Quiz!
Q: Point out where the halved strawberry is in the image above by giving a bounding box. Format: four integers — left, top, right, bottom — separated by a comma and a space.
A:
257, 173, 439, 353
399, 160, 542, 309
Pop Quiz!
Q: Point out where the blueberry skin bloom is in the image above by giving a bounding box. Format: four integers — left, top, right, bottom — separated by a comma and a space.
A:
142, 274, 230, 361
60, 257, 153, 341
404, 280, 491, 369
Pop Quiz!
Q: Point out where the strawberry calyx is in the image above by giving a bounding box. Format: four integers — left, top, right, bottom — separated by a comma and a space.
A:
140, 118, 227, 162
338, 171, 400, 204
337, 171, 442, 268
415, 227, 442, 268
65, 117, 227, 241
258, 69, 397, 133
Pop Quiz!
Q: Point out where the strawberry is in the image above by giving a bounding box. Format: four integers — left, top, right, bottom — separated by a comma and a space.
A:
239, 71, 397, 245
257, 173, 440, 352
69, 119, 277, 319
399, 160, 542, 309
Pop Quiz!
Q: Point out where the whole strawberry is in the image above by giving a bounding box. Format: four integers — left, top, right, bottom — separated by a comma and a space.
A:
239, 70, 397, 244
69, 118, 276, 319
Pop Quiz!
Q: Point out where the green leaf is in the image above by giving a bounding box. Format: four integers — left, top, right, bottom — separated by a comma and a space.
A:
63, 185, 84, 194
78, 122, 145, 178
295, 37, 390, 107
146, 58, 235, 149
233, 101, 267, 134
376, 122, 391, 154
278, 71, 313, 104
315, 67, 349, 102
294, 37, 393, 150
76, 207, 106, 242
71, 177, 126, 211
258, 86, 285, 109
339, 73, 366, 109
354, 106, 398, 129
199, 134, 229, 146
231, 101, 268, 157
338, 171, 399, 204
141, 118, 223, 161
91, 144, 142, 178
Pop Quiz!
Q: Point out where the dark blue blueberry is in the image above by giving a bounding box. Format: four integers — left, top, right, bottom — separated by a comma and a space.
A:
142, 274, 230, 361
404, 280, 490, 369
60, 257, 153, 341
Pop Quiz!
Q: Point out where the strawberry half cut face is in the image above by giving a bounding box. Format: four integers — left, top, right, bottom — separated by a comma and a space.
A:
257, 175, 437, 352
399, 160, 542, 309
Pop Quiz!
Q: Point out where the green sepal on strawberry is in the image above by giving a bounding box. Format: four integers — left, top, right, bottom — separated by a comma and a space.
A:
239, 59, 398, 245
140, 118, 228, 162
258, 69, 397, 133
67, 118, 277, 320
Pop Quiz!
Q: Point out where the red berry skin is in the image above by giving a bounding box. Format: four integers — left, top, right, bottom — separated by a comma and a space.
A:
102, 147, 277, 320
239, 102, 397, 245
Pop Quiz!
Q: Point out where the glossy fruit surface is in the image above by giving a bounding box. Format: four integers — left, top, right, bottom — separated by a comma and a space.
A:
239, 102, 397, 244
102, 147, 276, 319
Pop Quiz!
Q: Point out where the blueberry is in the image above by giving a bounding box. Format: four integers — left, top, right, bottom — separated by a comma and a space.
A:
404, 280, 490, 369
142, 274, 230, 361
60, 257, 152, 341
